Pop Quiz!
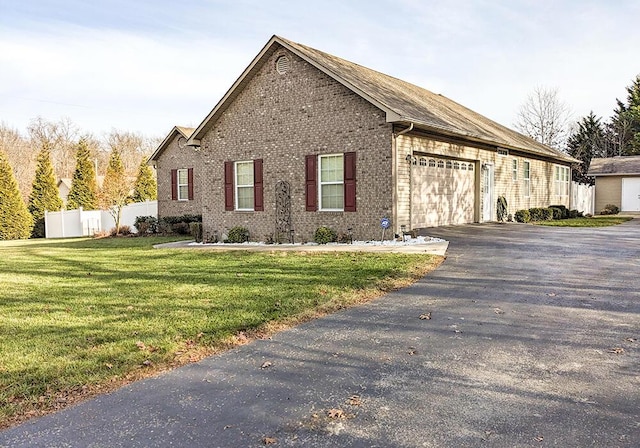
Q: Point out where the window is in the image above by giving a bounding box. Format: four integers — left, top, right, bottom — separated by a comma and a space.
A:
468, 163, 474, 171
419, 157, 427, 166
171, 168, 193, 201
554, 165, 570, 196
437, 160, 444, 168
224, 160, 263, 211
523, 161, 531, 197
461, 163, 467, 170
306, 153, 356, 212
453, 161, 460, 169
512, 159, 518, 181
428, 159, 436, 167
445, 160, 452, 169
497, 148, 509, 156
235, 161, 254, 210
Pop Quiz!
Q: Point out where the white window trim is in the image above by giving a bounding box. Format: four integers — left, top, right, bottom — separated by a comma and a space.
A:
235, 161, 254, 211
523, 160, 531, 197
554, 165, 570, 197
177, 168, 189, 201
512, 158, 518, 181
318, 153, 344, 212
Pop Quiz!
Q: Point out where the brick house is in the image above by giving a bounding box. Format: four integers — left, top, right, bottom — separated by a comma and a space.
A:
149, 126, 200, 218
153, 35, 575, 242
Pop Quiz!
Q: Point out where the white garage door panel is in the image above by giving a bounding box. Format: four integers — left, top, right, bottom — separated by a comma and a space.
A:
411, 159, 475, 227
621, 177, 640, 211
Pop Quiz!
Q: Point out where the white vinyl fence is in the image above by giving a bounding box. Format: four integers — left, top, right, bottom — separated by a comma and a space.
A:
571, 182, 594, 215
45, 201, 157, 238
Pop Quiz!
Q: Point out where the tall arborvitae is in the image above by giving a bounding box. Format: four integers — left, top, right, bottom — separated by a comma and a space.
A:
131, 158, 157, 202
0, 149, 33, 239
67, 138, 98, 210
28, 147, 63, 238
609, 75, 640, 156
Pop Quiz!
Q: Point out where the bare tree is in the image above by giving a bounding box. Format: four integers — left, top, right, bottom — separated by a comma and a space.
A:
106, 130, 159, 179
515, 86, 572, 150
27, 117, 79, 179
0, 122, 37, 201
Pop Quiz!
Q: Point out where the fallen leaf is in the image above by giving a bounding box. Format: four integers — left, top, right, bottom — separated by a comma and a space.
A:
142, 360, 153, 367
608, 347, 625, 354
260, 361, 273, 369
419, 312, 432, 320
104, 363, 113, 369
196, 332, 204, 339
535, 436, 544, 442
135, 341, 146, 351
262, 436, 277, 445
126, 305, 134, 311
454, 329, 462, 334
408, 347, 417, 355
624, 338, 636, 343
547, 293, 556, 297
327, 409, 344, 419
347, 395, 362, 406
494, 308, 505, 315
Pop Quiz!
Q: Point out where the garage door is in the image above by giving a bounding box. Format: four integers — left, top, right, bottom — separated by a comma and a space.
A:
411, 157, 476, 227
621, 177, 640, 211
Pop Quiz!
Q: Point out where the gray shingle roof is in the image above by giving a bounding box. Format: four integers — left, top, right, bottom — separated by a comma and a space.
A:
149, 126, 195, 163
588, 156, 640, 176
189, 35, 575, 163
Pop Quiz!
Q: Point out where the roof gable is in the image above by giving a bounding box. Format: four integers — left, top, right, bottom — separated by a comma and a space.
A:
188, 35, 574, 163
149, 126, 195, 163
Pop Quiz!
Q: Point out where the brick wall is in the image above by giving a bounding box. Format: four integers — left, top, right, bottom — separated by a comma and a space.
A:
199, 47, 394, 242
155, 134, 202, 219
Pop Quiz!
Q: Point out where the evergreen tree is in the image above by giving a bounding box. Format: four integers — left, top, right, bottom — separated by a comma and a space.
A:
67, 138, 98, 210
28, 147, 63, 238
609, 75, 640, 156
99, 148, 131, 234
0, 149, 33, 239
131, 158, 157, 202
567, 112, 605, 184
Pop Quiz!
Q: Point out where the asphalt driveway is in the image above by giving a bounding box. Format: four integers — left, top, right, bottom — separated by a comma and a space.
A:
1, 220, 639, 447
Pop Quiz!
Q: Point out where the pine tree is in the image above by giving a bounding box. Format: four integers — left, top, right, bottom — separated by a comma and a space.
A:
131, 158, 157, 202
0, 149, 33, 239
28, 147, 63, 238
567, 112, 605, 184
67, 138, 98, 210
99, 148, 131, 234
609, 75, 640, 156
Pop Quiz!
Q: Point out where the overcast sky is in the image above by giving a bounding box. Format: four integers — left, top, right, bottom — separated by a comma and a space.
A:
1, 0, 638, 140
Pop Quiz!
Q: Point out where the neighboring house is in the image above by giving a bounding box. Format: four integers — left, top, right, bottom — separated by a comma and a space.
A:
57, 178, 72, 205
588, 156, 640, 213
155, 35, 575, 241
149, 126, 200, 218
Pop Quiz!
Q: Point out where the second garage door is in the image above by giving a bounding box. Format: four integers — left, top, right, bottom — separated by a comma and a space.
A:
411, 157, 476, 227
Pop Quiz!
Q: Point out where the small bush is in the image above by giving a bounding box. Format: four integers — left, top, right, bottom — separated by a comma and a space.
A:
514, 209, 531, 223
119, 225, 133, 235
550, 205, 569, 219
161, 214, 202, 225
314, 226, 337, 244
569, 209, 581, 219
528, 207, 546, 222
171, 222, 190, 235
543, 208, 554, 221
189, 222, 203, 243
337, 232, 353, 244
227, 226, 249, 243
549, 207, 564, 220
601, 204, 620, 215
134, 216, 158, 234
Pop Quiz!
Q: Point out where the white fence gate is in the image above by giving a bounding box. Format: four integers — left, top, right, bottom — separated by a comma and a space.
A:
571, 182, 594, 215
45, 201, 157, 238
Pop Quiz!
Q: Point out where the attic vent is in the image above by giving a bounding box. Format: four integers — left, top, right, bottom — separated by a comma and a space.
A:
276, 55, 290, 74
497, 148, 509, 156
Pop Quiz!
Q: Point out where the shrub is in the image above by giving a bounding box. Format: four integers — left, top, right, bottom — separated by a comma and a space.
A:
134, 216, 158, 234
496, 196, 508, 222
528, 207, 546, 222
227, 226, 249, 243
108, 226, 132, 236
161, 214, 202, 225
171, 222, 190, 235
601, 204, 619, 215
549, 205, 569, 219
514, 209, 531, 223
569, 209, 582, 218
543, 208, 554, 221
549, 207, 564, 220
189, 222, 203, 243
314, 226, 337, 244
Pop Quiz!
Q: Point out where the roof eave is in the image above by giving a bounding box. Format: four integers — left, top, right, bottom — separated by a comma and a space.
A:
149, 126, 194, 164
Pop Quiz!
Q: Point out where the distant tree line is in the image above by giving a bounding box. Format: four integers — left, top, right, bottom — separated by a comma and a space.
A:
0, 117, 159, 239
516, 75, 640, 184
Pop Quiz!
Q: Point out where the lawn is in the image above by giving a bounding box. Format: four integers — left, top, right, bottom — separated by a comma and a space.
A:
0, 236, 441, 428
534, 216, 634, 227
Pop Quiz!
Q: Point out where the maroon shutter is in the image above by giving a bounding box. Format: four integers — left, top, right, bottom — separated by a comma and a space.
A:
344, 152, 356, 212
224, 161, 234, 211
253, 159, 264, 211
170, 169, 178, 200
187, 168, 194, 201
305, 154, 317, 211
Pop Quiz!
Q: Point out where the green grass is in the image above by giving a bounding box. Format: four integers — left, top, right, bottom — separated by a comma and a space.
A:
534, 216, 633, 227
0, 236, 439, 427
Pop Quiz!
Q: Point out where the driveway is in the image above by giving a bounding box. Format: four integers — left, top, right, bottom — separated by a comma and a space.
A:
1, 221, 639, 447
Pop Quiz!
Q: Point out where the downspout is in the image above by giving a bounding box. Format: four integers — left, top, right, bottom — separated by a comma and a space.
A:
393, 122, 414, 139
